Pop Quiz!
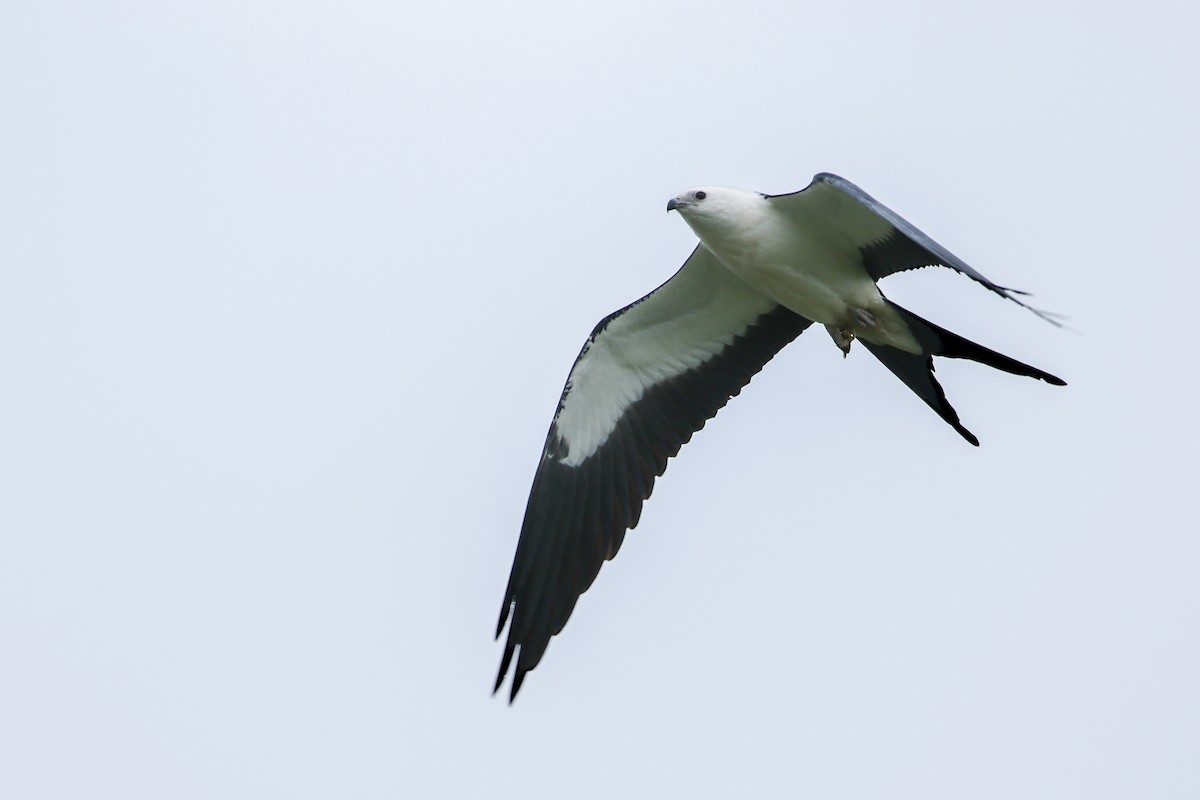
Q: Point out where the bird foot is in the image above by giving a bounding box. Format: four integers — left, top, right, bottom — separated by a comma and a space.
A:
853, 307, 877, 328
825, 324, 855, 357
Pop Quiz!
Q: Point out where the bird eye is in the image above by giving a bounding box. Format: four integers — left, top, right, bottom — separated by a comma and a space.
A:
695, 191, 707, 200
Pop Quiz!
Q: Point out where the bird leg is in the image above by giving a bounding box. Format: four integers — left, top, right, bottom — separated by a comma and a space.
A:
852, 307, 877, 328
825, 324, 855, 357
825, 309, 878, 358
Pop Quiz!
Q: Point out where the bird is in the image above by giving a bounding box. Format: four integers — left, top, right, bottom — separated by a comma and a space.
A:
493, 172, 1065, 701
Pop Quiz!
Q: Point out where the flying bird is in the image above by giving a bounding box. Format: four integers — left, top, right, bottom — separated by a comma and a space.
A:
494, 173, 1065, 701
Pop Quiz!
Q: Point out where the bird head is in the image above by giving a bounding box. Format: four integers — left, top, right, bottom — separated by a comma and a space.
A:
667, 186, 765, 240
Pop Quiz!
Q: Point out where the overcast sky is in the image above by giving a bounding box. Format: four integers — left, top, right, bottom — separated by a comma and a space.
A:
3, 1, 1198, 798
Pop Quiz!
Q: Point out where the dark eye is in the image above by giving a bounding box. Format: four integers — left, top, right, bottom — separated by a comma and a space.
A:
695, 191, 707, 200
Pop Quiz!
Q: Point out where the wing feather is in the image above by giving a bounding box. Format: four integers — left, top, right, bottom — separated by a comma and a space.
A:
495, 246, 812, 700
767, 173, 1062, 326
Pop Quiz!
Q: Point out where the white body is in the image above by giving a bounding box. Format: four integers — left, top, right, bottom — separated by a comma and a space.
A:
672, 187, 921, 353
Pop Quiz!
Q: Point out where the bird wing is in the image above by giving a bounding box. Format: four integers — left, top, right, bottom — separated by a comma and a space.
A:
495, 245, 812, 700
766, 173, 1061, 326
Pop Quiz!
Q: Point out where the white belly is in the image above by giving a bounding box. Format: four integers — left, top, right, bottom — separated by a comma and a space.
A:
693, 211, 922, 353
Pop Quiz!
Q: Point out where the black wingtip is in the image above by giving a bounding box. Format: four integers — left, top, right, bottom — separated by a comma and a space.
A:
509, 669, 526, 703
495, 600, 511, 640
494, 639, 517, 696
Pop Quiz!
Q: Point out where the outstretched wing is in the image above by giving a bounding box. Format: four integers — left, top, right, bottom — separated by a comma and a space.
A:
767, 173, 1061, 326
495, 246, 812, 701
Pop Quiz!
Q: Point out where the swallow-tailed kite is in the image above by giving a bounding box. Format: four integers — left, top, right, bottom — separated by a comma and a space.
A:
494, 173, 1065, 700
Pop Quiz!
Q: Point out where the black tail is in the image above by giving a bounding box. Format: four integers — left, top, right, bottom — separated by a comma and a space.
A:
859, 302, 1065, 446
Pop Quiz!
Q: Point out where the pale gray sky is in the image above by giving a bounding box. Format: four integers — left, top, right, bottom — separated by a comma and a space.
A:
2, 1, 1198, 798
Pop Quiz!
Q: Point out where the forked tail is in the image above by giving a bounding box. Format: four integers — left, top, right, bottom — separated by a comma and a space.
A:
859, 302, 1065, 446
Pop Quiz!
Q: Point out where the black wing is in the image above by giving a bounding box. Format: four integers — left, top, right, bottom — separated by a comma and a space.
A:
767, 173, 1062, 326
495, 246, 812, 700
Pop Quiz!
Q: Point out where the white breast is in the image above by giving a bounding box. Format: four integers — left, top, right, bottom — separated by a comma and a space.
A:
691, 203, 881, 327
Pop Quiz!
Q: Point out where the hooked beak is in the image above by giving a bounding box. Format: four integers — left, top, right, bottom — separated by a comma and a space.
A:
666, 197, 689, 213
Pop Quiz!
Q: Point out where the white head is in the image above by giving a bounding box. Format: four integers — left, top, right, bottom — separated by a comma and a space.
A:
666, 186, 765, 238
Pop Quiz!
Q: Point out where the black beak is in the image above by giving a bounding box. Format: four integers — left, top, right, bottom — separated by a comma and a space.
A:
666, 198, 681, 212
